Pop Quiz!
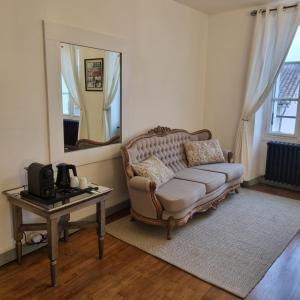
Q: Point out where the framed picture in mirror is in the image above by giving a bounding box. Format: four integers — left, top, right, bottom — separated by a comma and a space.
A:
84, 58, 104, 91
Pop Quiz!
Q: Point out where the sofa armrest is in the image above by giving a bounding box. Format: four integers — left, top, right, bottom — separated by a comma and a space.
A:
222, 149, 234, 163
129, 176, 156, 192
128, 176, 162, 219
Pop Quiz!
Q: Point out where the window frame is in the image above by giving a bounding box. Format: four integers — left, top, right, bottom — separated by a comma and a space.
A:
266, 72, 300, 139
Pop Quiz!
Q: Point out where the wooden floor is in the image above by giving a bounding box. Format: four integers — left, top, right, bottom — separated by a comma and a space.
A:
0, 184, 299, 300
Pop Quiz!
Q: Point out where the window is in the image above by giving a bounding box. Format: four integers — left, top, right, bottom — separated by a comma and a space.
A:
61, 76, 80, 118
270, 68, 300, 135
269, 27, 300, 136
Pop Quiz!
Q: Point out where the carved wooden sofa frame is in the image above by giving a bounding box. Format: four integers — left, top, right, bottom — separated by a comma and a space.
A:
121, 126, 241, 239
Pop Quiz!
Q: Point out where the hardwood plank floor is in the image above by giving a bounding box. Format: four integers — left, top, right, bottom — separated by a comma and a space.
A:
0, 185, 299, 300
0, 231, 238, 300
247, 231, 300, 300
246, 184, 300, 300
250, 183, 300, 202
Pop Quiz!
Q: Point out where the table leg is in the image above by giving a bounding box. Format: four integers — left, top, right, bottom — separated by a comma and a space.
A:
64, 227, 69, 242
96, 201, 105, 259
47, 218, 58, 287
61, 200, 70, 242
61, 214, 70, 242
12, 205, 23, 264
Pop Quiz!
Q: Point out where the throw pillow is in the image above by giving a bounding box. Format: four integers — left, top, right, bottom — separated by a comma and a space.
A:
131, 156, 174, 187
184, 139, 225, 166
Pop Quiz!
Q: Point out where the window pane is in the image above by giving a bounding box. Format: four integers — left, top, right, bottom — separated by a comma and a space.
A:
271, 117, 296, 135
74, 105, 80, 116
286, 26, 300, 62
273, 100, 298, 117
274, 67, 300, 99
61, 76, 69, 93
271, 99, 297, 134
62, 94, 70, 115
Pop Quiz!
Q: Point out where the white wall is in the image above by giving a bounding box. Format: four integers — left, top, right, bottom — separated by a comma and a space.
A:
204, 8, 255, 150
0, 0, 208, 255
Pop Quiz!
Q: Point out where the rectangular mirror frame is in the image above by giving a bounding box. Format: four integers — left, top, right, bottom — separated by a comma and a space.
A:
44, 21, 128, 166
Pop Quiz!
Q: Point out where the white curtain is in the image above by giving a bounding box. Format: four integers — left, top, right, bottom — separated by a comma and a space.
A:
61, 44, 89, 139
101, 52, 120, 141
234, 4, 300, 180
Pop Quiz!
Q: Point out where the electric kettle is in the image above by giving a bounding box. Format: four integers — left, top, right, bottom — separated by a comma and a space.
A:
55, 163, 77, 189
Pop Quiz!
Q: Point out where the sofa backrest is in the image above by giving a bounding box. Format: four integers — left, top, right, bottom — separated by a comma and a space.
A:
121, 126, 212, 176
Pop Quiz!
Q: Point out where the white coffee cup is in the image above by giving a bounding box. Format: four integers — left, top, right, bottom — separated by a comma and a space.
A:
79, 177, 88, 189
70, 176, 79, 188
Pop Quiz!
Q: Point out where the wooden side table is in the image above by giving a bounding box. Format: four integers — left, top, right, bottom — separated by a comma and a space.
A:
3, 185, 112, 287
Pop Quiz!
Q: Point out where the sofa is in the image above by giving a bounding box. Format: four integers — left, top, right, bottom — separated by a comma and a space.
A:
121, 126, 244, 239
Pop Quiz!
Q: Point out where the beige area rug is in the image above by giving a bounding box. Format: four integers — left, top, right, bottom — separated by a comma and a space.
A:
107, 189, 300, 298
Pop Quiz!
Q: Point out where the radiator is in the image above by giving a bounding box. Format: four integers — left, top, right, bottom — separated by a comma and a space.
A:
63, 119, 79, 146
265, 141, 300, 186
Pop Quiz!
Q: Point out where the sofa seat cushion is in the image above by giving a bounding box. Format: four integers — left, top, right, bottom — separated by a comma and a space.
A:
193, 163, 244, 182
174, 168, 226, 193
156, 179, 206, 213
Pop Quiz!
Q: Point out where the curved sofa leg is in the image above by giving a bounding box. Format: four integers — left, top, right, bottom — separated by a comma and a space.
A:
130, 215, 135, 222
235, 188, 239, 194
167, 217, 175, 240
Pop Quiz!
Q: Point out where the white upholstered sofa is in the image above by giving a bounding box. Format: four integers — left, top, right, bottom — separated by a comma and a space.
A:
121, 126, 244, 239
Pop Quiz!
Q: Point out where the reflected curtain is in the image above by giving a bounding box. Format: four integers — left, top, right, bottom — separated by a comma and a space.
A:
233, 5, 300, 180
101, 52, 120, 141
61, 44, 89, 139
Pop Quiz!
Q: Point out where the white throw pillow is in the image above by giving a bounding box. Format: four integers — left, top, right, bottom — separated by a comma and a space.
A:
131, 156, 174, 187
184, 139, 225, 167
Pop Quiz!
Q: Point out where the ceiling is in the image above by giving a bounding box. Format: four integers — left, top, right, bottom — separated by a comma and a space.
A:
174, 0, 280, 14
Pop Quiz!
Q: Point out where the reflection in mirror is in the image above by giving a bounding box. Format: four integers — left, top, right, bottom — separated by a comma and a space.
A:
60, 43, 121, 152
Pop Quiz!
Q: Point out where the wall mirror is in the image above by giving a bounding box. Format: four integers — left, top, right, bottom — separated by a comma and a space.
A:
44, 21, 128, 166
61, 43, 121, 152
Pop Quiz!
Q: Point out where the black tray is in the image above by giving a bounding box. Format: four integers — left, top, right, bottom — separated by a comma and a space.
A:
20, 186, 98, 205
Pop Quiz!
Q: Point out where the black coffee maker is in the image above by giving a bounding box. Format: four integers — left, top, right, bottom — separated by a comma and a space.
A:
56, 163, 77, 189
27, 163, 56, 198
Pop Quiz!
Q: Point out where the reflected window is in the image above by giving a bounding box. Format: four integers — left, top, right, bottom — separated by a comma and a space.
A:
62, 76, 80, 117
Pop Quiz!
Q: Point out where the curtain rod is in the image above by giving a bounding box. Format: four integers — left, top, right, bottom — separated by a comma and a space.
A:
250, 4, 298, 16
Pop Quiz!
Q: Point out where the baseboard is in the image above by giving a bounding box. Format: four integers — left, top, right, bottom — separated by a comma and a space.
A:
260, 178, 300, 192
0, 200, 130, 267
0, 241, 47, 267
242, 175, 300, 192
106, 199, 130, 216
242, 176, 263, 187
